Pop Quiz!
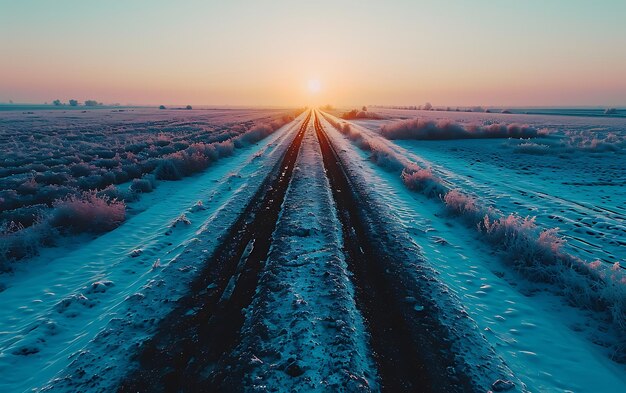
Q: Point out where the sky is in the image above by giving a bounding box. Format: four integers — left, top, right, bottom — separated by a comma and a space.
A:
1, 0, 625, 107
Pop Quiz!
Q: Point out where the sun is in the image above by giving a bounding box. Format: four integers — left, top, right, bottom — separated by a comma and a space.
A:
308, 79, 321, 93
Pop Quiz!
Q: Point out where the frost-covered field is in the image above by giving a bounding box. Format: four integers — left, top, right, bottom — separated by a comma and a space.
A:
323, 108, 626, 391
0, 107, 299, 268
0, 107, 624, 392
352, 108, 625, 268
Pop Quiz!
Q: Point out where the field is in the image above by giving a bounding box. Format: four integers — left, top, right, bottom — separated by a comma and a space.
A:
0, 107, 625, 392
0, 108, 299, 267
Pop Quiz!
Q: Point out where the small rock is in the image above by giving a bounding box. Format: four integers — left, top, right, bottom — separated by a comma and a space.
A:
190, 200, 206, 212
129, 249, 143, 258
88, 280, 115, 294
432, 236, 449, 245
491, 379, 515, 391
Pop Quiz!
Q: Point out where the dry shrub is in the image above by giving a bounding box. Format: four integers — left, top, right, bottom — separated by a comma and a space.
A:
51, 191, 125, 233
381, 118, 539, 140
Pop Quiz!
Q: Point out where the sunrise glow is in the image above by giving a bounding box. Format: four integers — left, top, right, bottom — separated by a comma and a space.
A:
308, 79, 321, 94
1, 1, 625, 107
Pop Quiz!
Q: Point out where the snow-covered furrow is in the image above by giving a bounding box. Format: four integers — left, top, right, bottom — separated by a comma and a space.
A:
0, 114, 306, 393
317, 113, 522, 392
225, 120, 378, 391
348, 120, 625, 267
318, 114, 626, 390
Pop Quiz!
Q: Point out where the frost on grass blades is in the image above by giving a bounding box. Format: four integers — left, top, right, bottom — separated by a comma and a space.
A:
508, 130, 626, 155
443, 189, 626, 355
321, 111, 626, 359
380, 117, 545, 140
0, 109, 302, 268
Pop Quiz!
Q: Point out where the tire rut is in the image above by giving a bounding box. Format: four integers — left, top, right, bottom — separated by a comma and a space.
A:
314, 110, 468, 392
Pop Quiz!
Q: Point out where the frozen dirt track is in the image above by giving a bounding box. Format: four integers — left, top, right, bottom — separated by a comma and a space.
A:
315, 113, 455, 392
118, 110, 514, 392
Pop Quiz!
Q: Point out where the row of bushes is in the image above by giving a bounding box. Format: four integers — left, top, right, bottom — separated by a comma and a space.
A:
444, 190, 625, 337
380, 117, 545, 140
509, 131, 625, 155
341, 109, 385, 120
321, 112, 626, 351
0, 112, 285, 214
1, 110, 302, 268
1, 111, 300, 215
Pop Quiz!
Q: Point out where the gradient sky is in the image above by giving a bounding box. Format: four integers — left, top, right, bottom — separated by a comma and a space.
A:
1, 0, 625, 107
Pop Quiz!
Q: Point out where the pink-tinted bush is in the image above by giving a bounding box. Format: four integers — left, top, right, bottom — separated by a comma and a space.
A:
401, 165, 446, 197
235, 125, 274, 146
234, 114, 294, 147
0, 220, 57, 269
563, 131, 625, 152
341, 109, 385, 120
130, 176, 155, 193
160, 150, 211, 178
214, 140, 235, 157
513, 142, 551, 155
381, 118, 539, 140
51, 191, 125, 233
443, 189, 482, 219
507, 130, 625, 155
155, 159, 182, 180
367, 140, 404, 171
342, 126, 372, 151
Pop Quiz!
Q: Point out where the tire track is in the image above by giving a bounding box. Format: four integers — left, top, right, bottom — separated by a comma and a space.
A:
314, 110, 461, 392
118, 110, 311, 392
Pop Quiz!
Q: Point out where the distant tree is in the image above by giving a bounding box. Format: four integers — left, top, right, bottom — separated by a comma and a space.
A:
69, 99, 78, 106
8, 100, 13, 104
423, 102, 433, 111
605, 108, 617, 115
159, 105, 166, 109
362, 106, 367, 111
84, 100, 99, 106
185, 105, 192, 110
53, 99, 62, 106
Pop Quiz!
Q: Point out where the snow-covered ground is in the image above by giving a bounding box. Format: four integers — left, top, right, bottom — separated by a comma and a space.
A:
352, 109, 625, 268
1, 106, 624, 392
0, 112, 306, 392
322, 109, 626, 391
